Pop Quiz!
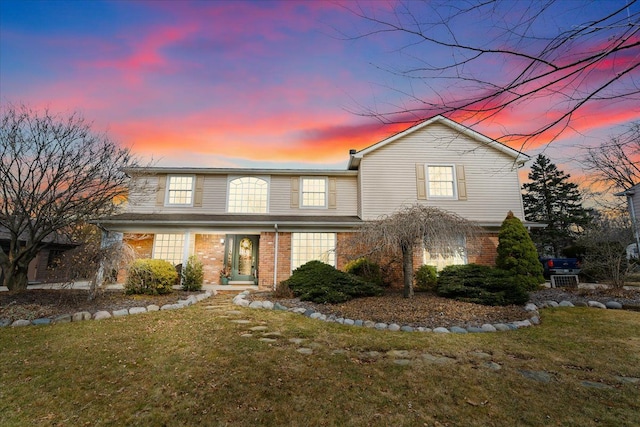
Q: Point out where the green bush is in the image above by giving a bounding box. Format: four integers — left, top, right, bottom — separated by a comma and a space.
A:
181, 255, 204, 291
282, 260, 384, 304
495, 211, 545, 291
344, 257, 384, 287
125, 259, 177, 295
436, 264, 529, 306
414, 265, 438, 292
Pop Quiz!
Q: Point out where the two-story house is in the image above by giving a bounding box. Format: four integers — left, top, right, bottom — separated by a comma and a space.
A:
97, 115, 530, 289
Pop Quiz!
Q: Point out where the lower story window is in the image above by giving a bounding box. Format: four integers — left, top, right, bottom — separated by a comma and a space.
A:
153, 233, 185, 266
423, 238, 467, 271
291, 232, 336, 270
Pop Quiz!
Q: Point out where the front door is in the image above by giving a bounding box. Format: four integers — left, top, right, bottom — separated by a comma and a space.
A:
226, 235, 259, 283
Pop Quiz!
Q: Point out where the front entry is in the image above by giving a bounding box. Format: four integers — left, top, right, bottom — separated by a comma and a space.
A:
225, 234, 259, 283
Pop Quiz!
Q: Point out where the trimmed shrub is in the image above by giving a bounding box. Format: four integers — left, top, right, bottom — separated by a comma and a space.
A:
125, 259, 177, 295
496, 211, 545, 291
414, 265, 438, 292
273, 281, 294, 299
436, 264, 529, 306
181, 255, 204, 291
344, 257, 384, 287
282, 260, 384, 304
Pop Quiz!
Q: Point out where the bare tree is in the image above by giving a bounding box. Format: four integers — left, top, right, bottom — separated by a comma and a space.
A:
0, 104, 138, 291
352, 204, 478, 298
583, 121, 640, 192
50, 225, 135, 300
578, 213, 635, 288
342, 0, 640, 148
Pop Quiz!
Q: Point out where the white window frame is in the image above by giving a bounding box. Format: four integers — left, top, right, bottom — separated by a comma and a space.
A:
300, 177, 328, 209
291, 232, 336, 270
425, 164, 457, 200
227, 176, 270, 214
165, 175, 195, 206
152, 233, 187, 266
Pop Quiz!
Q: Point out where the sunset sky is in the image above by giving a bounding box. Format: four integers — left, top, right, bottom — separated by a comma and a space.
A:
1, 0, 638, 178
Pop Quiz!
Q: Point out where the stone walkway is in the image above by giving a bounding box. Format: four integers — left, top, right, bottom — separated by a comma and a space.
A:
203, 293, 639, 389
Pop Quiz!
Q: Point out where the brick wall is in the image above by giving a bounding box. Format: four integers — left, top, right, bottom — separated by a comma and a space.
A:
193, 233, 226, 284
468, 233, 499, 266
258, 232, 292, 290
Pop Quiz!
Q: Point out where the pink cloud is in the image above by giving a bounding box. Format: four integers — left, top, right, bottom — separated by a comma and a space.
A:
79, 23, 199, 85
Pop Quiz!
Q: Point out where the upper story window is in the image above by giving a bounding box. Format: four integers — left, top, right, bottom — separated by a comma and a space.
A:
426, 165, 456, 199
228, 176, 269, 213
166, 175, 194, 205
301, 177, 327, 208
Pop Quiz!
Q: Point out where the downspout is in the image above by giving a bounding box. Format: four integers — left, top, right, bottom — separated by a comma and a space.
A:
273, 224, 279, 290
628, 195, 640, 259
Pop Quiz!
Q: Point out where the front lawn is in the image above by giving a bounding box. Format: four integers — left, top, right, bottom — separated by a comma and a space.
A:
1, 296, 639, 426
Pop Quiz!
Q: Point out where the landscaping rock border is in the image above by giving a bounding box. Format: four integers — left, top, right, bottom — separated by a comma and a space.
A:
232, 290, 632, 333
2, 291, 214, 327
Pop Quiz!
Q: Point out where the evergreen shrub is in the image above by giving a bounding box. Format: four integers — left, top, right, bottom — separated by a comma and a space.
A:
414, 265, 438, 292
125, 259, 177, 295
436, 264, 529, 306
282, 260, 383, 304
495, 211, 545, 291
344, 257, 384, 287
181, 255, 204, 291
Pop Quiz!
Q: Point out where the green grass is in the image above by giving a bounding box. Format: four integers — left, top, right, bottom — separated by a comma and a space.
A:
1, 301, 639, 426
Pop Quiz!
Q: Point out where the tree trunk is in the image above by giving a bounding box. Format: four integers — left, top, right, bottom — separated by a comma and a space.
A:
3, 262, 29, 291
402, 244, 414, 298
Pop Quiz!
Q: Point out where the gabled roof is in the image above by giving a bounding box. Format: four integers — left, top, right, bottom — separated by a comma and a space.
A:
348, 115, 530, 170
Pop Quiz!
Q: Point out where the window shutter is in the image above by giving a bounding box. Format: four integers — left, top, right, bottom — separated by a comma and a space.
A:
456, 165, 467, 200
415, 164, 426, 200
290, 177, 299, 208
193, 175, 204, 207
156, 175, 167, 206
328, 178, 337, 209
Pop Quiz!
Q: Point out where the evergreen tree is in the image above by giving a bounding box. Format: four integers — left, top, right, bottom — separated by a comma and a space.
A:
522, 154, 591, 256
496, 211, 545, 291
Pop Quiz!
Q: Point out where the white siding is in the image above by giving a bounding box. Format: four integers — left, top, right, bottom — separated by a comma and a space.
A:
126, 173, 358, 216
359, 122, 525, 222
126, 175, 159, 212
269, 175, 358, 215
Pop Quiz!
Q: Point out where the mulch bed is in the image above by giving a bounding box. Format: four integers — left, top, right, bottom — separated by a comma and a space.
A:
255, 291, 529, 328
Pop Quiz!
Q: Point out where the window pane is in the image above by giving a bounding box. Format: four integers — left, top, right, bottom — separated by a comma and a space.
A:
153, 233, 185, 265
427, 166, 455, 197
423, 237, 467, 271
167, 176, 194, 205
291, 233, 336, 270
228, 177, 268, 213
301, 178, 327, 207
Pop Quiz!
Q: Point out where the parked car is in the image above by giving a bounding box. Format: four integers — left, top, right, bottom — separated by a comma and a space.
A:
540, 257, 581, 278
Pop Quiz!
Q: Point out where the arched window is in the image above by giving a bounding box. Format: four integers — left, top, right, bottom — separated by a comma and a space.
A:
228, 177, 268, 213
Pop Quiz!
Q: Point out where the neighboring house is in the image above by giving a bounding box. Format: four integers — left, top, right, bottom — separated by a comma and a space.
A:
0, 227, 78, 284
97, 115, 531, 289
615, 184, 640, 258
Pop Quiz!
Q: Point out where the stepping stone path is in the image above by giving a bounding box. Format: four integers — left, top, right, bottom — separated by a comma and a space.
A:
214, 291, 640, 389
